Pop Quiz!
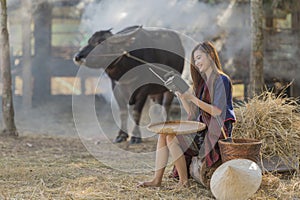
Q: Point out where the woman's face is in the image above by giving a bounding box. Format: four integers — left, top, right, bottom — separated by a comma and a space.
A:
193, 50, 211, 74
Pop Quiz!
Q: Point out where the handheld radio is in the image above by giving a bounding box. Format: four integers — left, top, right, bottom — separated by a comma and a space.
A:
148, 68, 189, 94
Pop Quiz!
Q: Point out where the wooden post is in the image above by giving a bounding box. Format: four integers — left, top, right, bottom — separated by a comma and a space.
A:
32, 1, 52, 103
291, 0, 300, 97
22, 0, 32, 108
249, 0, 264, 98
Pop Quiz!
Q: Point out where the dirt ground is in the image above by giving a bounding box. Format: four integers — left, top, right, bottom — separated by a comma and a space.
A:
0, 96, 299, 199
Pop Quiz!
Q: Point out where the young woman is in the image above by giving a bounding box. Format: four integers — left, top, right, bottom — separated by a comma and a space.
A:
137, 41, 235, 188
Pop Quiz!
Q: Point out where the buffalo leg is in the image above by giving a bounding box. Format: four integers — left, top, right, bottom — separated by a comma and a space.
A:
112, 83, 129, 143
130, 94, 148, 144
162, 91, 174, 120
150, 92, 174, 121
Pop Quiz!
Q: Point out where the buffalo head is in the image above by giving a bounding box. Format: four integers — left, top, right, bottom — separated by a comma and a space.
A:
73, 26, 144, 70
73, 28, 113, 66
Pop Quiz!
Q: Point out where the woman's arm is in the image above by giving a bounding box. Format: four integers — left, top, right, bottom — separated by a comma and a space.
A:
176, 91, 222, 117
189, 94, 222, 117
175, 89, 193, 116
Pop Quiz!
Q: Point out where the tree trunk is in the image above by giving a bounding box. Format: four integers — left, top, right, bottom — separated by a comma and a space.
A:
249, 0, 264, 98
0, 0, 18, 136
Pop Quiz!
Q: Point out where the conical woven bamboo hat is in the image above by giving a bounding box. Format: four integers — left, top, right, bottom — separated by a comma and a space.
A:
210, 159, 262, 200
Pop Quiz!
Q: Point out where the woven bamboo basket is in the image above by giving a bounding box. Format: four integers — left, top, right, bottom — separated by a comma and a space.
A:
218, 138, 262, 164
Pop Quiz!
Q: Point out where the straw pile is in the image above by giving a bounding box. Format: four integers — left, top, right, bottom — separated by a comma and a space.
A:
233, 91, 300, 170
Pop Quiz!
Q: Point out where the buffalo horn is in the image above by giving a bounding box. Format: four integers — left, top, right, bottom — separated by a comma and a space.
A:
108, 27, 141, 44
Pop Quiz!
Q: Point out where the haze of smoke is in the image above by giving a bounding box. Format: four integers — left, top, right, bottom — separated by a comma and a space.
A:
80, 0, 253, 78
80, 0, 226, 39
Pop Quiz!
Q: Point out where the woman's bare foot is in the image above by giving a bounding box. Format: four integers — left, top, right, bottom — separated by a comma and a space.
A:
169, 180, 189, 190
137, 180, 161, 188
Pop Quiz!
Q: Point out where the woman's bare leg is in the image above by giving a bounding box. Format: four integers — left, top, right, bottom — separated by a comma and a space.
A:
137, 134, 169, 187
166, 135, 189, 186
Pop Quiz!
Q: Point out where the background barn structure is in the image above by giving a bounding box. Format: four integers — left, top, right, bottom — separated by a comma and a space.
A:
3, 0, 300, 110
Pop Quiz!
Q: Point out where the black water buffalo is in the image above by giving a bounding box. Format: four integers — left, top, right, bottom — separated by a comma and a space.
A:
73, 25, 185, 144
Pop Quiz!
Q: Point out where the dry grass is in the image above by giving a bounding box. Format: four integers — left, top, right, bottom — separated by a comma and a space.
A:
1, 91, 299, 199
0, 132, 299, 199
233, 91, 300, 170
0, 133, 214, 200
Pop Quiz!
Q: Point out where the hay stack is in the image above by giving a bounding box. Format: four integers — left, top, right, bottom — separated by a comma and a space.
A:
233, 91, 300, 170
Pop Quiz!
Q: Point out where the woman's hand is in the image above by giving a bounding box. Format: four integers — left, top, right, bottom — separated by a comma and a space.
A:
175, 90, 193, 101
174, 91, 182, 98
175, 88, 195, 116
